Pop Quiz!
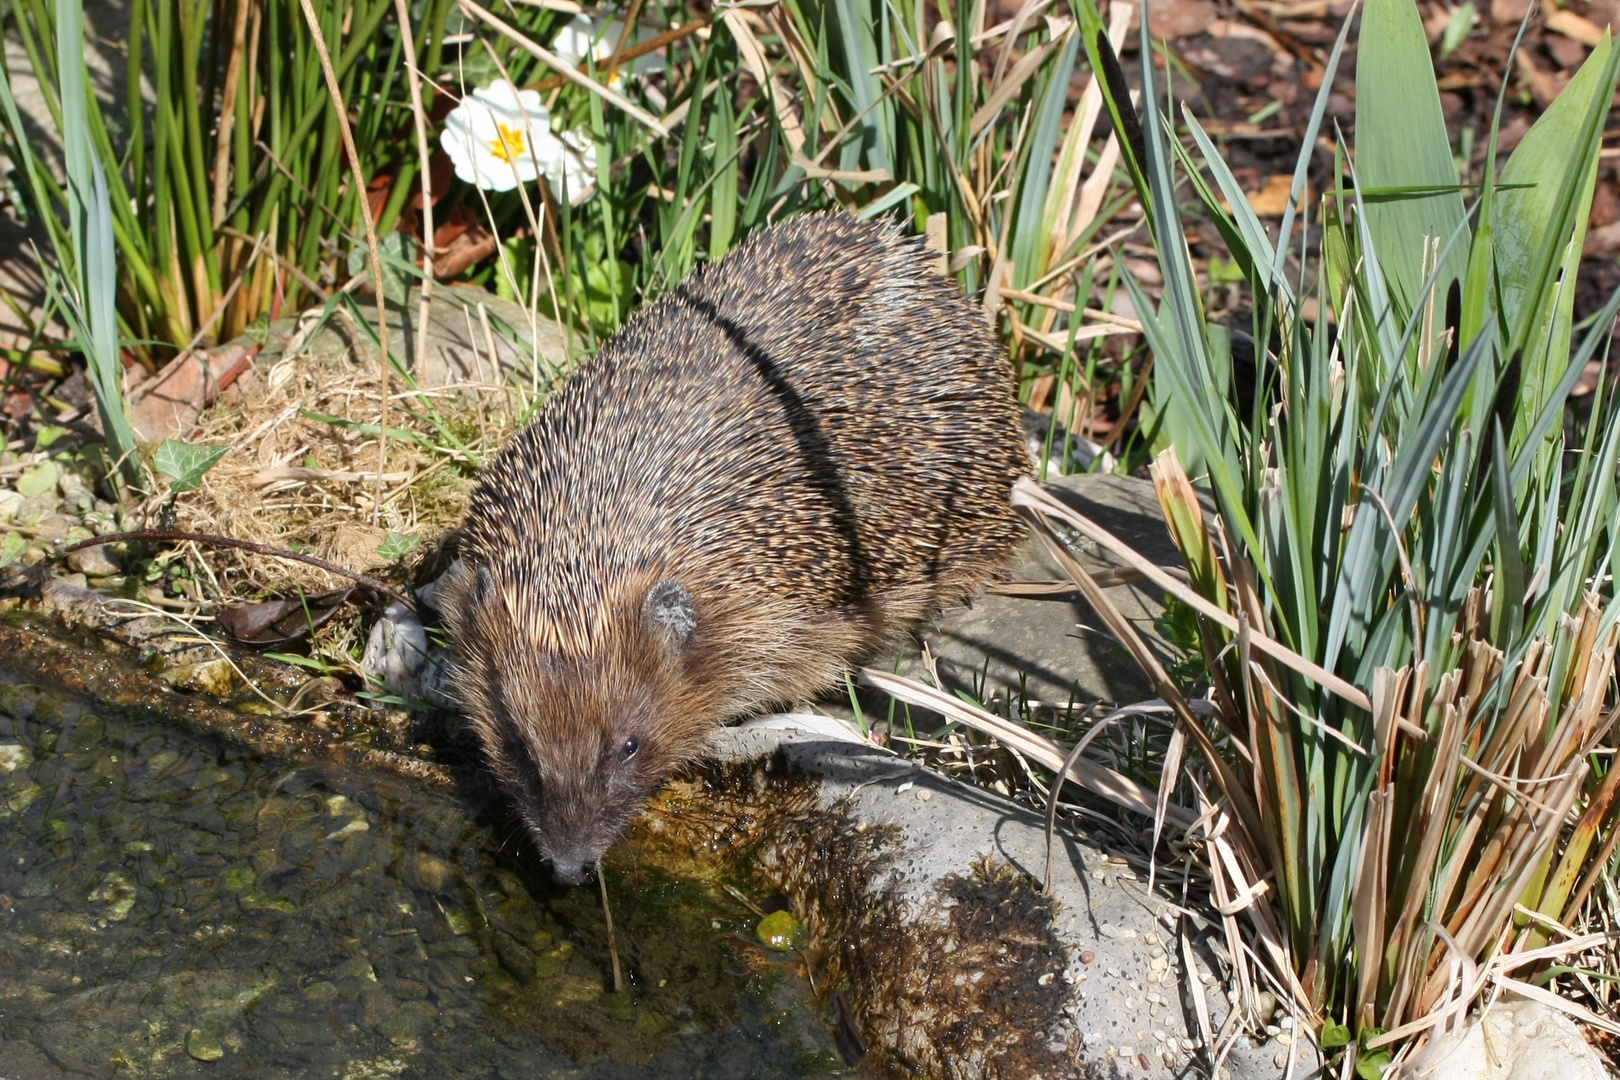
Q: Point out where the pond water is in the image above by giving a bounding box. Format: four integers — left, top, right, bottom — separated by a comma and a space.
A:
0, 679, 847, 1079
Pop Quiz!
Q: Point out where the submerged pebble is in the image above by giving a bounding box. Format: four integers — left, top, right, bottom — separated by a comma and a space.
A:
87, 871, 137, 921
398, 850, 459, 895
0, 741, 30, 772
186, 1028, 226, 1062
379, 999, 439, 1045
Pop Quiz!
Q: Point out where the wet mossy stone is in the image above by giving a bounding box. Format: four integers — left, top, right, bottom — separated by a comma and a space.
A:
301, 980, 339, 1003
756, 910, 806, 951
377, 999, 437, 1045
186, 1028, 226, 1062
492, 931, 538, 984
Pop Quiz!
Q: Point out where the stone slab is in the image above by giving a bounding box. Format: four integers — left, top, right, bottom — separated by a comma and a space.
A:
1405, 997, 1611, 1080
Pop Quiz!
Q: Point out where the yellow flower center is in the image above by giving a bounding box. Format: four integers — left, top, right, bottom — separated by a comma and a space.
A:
487, 122, 527, 164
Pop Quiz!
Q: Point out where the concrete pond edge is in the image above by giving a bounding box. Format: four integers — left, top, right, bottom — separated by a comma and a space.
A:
636, 711, 1319, 1080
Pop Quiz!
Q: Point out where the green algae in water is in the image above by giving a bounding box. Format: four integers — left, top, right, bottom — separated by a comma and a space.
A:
0, 681, 848, 1078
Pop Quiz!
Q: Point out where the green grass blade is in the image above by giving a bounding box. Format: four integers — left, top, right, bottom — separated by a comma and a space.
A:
709, 87, 739, 259
1355, 0, 1469, 316
1009, 25, 1079, 285
1489, 420, 1525, 647
1180, 110, 1281, 297
1491, 35, 1619, 413
1269, 7, 1353, 293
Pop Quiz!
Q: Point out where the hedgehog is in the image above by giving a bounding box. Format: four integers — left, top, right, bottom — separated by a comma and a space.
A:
442, 212, 1030, 886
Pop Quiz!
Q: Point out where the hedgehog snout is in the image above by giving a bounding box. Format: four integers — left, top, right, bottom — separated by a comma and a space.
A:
543, 850, 591, 887
525, 804, 607, 887
523, 754, 650, 888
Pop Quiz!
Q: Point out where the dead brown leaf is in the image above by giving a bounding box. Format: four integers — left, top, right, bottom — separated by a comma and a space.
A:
217, 587, 355, 645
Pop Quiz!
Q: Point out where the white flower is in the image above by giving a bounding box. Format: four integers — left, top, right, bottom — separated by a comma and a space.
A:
440, 80, 601, 202
550, 14, 666, 84
540, 128, 599, 204
440, 80, 552, 193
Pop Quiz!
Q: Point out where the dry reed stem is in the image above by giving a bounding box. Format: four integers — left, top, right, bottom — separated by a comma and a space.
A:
719, 12, 804, 154
294, 0, 392, 526
212, 0, 253, 232
856, 666, 1181, 825
392, 0, 436, 360
1010, 478, 1373, 711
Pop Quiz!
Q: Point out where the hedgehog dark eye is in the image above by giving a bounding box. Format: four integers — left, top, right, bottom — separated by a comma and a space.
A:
620, 737, 640, 762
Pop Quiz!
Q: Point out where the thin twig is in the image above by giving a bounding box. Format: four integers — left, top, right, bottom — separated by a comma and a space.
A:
61, 530, 414, 611
598, 860, 624, 993
220, 226, 331, 302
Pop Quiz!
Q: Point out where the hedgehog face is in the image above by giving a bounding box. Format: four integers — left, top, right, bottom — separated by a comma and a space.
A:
448, 565, 700, 885
487, 690, 663, 887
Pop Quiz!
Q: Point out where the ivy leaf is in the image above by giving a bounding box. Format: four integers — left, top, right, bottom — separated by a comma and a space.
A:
153, 440, 228, 494
376, 532, 421, 562
1320, 1021, 1351, 1049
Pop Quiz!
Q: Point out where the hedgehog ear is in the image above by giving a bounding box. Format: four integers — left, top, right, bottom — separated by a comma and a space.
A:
642, 579, 697, 649
471, 565, 496, 608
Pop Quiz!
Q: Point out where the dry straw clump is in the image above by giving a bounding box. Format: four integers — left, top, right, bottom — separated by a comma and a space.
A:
163, 325, 534, 602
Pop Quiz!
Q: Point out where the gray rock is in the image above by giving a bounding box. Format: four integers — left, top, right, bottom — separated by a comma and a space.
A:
698, 713, 1308, 1080
361, 599, 457, 710
259, 285, 566, 392
890, 471, 1182, 710
66, 542, 120, 578
57, 470, 94, 513
28, 513, 70, 545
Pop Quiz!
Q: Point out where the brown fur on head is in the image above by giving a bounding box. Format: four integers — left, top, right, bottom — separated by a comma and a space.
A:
441, 561, 720, 885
